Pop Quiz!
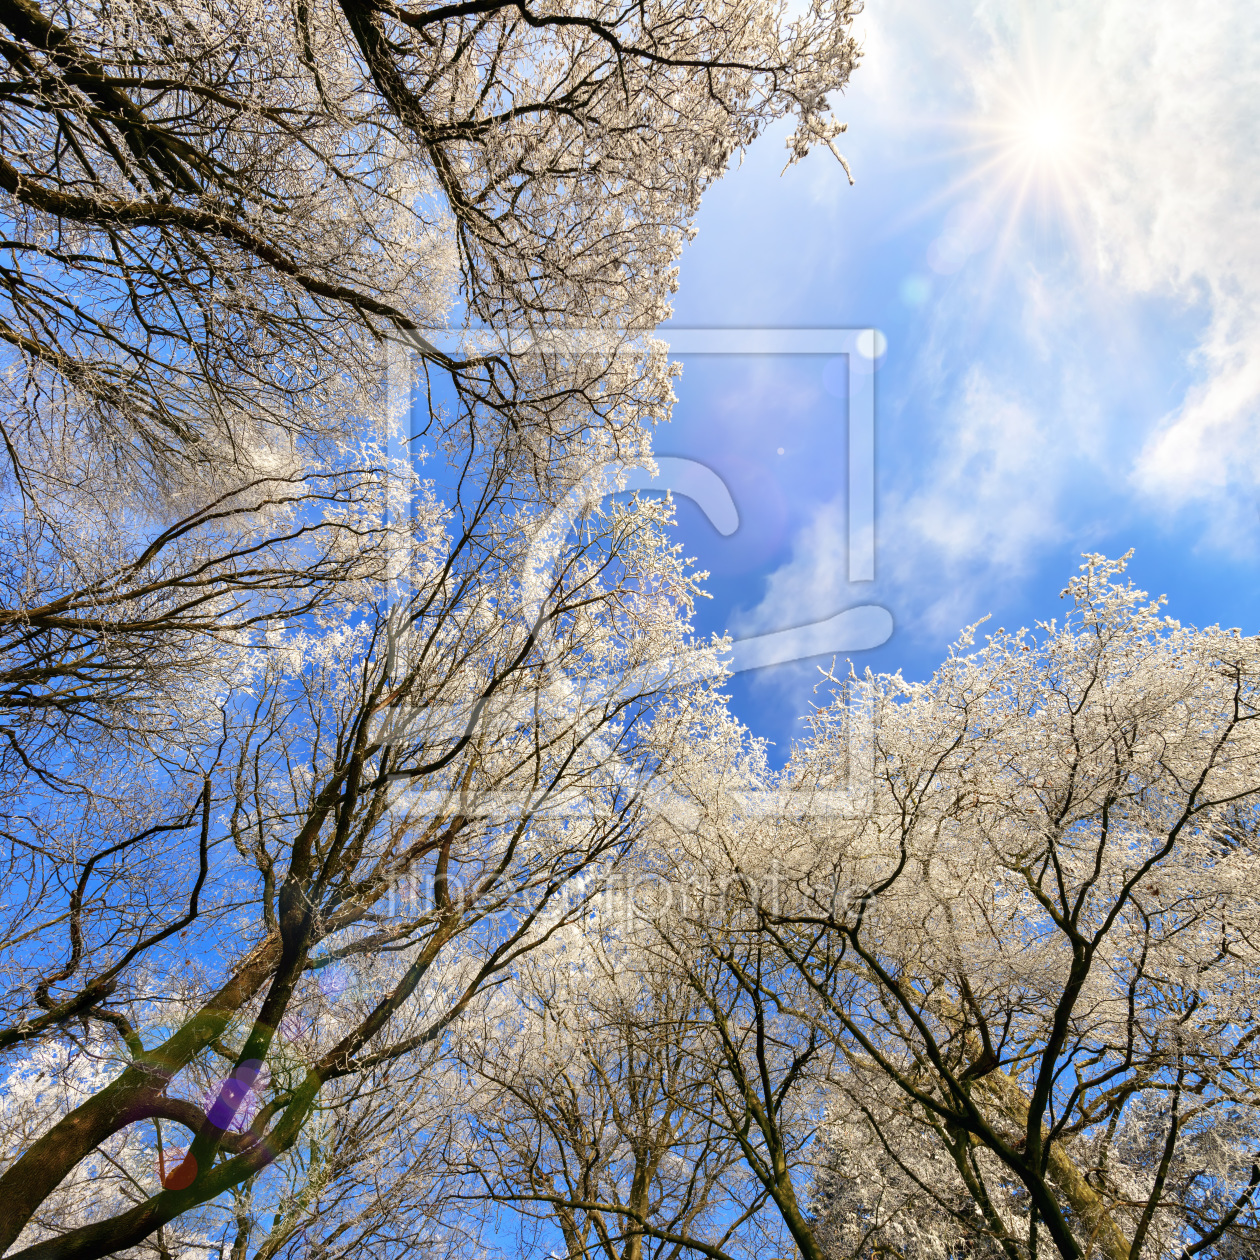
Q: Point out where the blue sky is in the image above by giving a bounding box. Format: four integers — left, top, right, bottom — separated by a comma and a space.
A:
651, 0, 1260, 761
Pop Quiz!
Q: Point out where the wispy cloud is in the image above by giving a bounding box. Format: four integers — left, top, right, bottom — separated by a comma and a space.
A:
733, 500, 849, 639
908, 0, 1260, 526
752, 0, 1260, 643
882, 367, 1067, 629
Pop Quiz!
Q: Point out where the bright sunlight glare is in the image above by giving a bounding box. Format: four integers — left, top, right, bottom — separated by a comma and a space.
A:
919, 42, 1098, 287
968, 68, 1094, 234
1018, 108, 1073, 156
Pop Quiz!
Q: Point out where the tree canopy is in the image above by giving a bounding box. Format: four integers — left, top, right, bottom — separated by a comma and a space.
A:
3, 4, 1259, 1260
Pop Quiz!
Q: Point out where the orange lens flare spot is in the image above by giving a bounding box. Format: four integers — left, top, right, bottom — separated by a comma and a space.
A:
161, 1152, 197, 1191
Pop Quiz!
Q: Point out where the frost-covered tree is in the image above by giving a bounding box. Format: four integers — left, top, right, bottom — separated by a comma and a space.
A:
668, 556, 1260, 1260
0, 3, 865, 1252
458, 902, 772, 1260
444, 557, 1260, 1260
0, 0, 861, 768
0, 472, 728, 1258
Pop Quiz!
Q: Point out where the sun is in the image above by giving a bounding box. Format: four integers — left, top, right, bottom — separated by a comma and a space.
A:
877, 3, 1114, 305
945, 52, 1096, 251
888, 5, 1102, 283
969, 17, 1098, 217
1018, 108, 1073, 157
999, 90, 1087, 177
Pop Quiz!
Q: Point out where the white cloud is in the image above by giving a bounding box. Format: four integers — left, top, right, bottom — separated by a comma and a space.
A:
734, 500, 849, 638
736, 368, 1057, 642
932, 1, 1260, 513
1093, 18, 1260, 510
1021, 2, 1260, 512
725, 0, 1259, 685
894, 369, 1061, 565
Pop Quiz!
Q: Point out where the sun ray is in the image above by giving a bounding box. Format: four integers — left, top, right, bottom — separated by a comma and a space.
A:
852, 3, 1102, 278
